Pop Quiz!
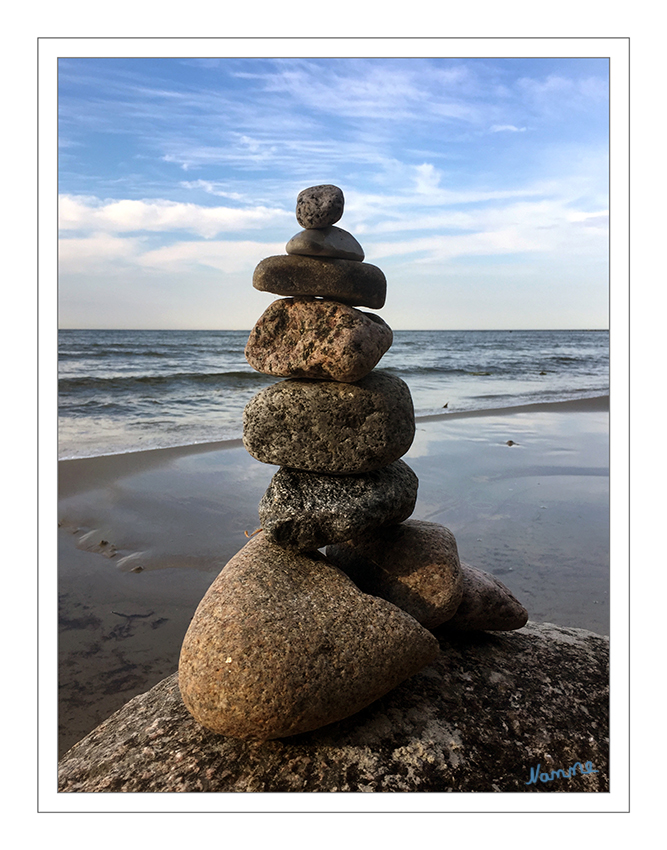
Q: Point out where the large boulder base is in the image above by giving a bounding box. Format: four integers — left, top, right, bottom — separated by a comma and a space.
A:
259, 460, 419, 551
253, 254, 386, 309
243, 372, 415, 474
244, 297, 392, 383
58, 622, 610, 793
178, 533, 438, 740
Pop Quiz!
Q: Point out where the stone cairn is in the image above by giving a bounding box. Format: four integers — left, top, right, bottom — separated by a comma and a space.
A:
178, 185, 528, 742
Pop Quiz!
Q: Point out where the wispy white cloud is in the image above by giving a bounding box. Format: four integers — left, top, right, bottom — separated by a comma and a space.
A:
366, 197, 608, 264
490, 124, 526, 133
137, 239, 285, 274
179, 180, 245, 200
59, 195, 291, 238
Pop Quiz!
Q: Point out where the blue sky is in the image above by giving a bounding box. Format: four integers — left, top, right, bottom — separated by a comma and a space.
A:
58, 56, 609, 330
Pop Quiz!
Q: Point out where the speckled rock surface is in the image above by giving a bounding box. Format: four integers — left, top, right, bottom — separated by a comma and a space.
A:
58, 622, 609, 793
253, 254, 386, 309
259, 460, 419, 551
244, 297, 392, 382
296, 184, 344, 229
177, 533, 439, 741
439, 562, 529, 632
243, 372, 415, 474
327, 520, 463, 629
286, 226, 364, 261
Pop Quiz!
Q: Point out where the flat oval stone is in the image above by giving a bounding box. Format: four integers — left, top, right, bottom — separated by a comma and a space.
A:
178, 532, 439, 741
326, 520, 463, 630
253, 255, 386, 309
296, 184, 344, 229
244, 298, 392, 383
286, 226, 364, 261
437, 562, 529, 632
243, 372, 415, 474
259, 460, 419, 551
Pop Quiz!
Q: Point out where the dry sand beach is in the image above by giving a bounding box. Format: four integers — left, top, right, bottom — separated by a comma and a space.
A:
57, 395, 609, 757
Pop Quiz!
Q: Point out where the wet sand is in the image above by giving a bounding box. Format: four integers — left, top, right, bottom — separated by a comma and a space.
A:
57, 396, 609, 756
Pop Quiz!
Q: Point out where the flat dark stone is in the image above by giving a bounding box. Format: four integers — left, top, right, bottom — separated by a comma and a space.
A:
252, 254, 386, 309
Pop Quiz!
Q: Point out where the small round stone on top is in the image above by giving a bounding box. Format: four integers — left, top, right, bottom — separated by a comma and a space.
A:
296, 184, 344, 229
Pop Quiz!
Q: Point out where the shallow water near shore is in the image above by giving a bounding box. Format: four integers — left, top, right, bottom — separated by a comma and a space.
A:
57, 397, 609, 757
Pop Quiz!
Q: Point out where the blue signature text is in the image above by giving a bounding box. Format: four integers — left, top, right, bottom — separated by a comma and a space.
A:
525, 761, 598, 785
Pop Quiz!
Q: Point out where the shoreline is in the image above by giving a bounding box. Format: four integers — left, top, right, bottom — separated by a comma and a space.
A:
57, 396, 609, 756
58, 394, 609, 470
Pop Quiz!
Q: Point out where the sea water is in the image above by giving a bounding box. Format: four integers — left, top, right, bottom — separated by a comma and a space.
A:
58, 329, 609, 460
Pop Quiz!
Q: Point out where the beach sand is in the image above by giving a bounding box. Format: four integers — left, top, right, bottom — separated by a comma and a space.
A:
57, 396, 609, 756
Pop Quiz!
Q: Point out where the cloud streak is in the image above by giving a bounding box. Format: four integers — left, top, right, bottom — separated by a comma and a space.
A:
59, 195, 292, 238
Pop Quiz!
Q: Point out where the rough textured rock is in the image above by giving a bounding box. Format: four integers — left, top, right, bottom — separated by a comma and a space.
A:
177, 533, 439, 741
259, 460, 419, 551
244, 297, 392, 382
243, 372, 415, 474
253, 254, 386, 309
286, 225, 364, 261
296, 184, 344, 229
440, 562, 529, 632
58, 622, 609, 793
327, 520, 463, 629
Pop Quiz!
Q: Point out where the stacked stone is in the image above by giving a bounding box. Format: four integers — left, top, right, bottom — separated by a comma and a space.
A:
178, 185, 528, 743
244, 184, 419, 551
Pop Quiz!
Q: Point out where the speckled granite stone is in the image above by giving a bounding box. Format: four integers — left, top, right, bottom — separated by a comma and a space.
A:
438, 562, 529, 632
177, 533, 439, 741
327, 520, 464, 630
296, 184, 344, 229
259, 460, 418, 551
286, 226, 364, 261
244, 297, 392, 382
252, 254, 386, 309
58, 622, 609, 793
242, 372, 415, 473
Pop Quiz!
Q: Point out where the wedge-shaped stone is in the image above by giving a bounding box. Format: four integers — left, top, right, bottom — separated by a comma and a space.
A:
327, 520, 463, 630
286, 226, 364, 261
243, 372, 415, 474
296, 184, 344, 229
439, 562, 529, 632
245, 297, 392, 382
253, 254, 386, 309
178, 533, 439, 741
259, 460, 419, 551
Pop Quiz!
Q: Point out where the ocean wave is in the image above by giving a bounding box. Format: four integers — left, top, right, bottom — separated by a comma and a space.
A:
59, 370, 273, 393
